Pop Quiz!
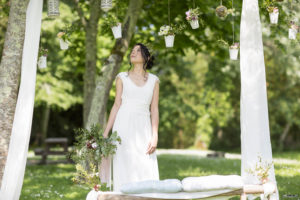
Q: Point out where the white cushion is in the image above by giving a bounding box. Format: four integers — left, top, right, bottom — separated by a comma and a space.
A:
120, 179, 182, 194
182, 175, 243, 192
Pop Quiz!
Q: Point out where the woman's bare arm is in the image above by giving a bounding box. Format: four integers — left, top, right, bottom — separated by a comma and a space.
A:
103, 76, 123, 137
146, 80, 159, 154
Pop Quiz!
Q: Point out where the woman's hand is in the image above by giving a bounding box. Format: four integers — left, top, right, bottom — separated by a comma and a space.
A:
146, 135, 158, 155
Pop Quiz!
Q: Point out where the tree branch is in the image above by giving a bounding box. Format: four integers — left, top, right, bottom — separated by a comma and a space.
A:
74, 0, 88, 28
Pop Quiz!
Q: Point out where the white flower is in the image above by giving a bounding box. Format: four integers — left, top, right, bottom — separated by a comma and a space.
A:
91, 143, 98, 149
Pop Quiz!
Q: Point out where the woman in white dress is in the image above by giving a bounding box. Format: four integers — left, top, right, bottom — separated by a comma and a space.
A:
102, 43, 160, 192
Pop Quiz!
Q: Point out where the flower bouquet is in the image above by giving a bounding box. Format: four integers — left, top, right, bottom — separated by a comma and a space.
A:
158, 23, 186, 48
288, 20, 299, 40
268, 6, 279, 24
104, 15, 122, 39
70, 124, 121, 193
185, 7, 200, 29
216, 5, 228, 20
38, 48, 48, 69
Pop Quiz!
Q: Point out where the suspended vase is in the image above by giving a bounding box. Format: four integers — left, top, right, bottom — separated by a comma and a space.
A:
111, 23, 122, 39
189, 19, 199, 29
59, 38, 69, 50
269, 11, 279, 24
289, 28, 298, 40
86, 189, 99, 200
101, 0, 113, 12
216, 5, 228, 20
229, 48, 239, 60
38, 56, 47, 69
164, 35, 175, 48
47, 0, 60, 18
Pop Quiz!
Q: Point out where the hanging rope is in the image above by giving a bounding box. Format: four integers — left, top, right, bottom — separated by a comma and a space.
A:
168, 0, 171, 25
232, 0, 235, 43
193, 0, 195, 8
221, 0, 222, 6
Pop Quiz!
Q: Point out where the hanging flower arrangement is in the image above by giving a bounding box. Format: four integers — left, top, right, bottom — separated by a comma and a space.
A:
289, 20, 299, 40
38, 48, 48, 69
229, 42, 239, 60
268, 6, 279, 24
185, 7, 200, 29
101, 0, 113, 12
47, 0, 60, 18
218, 39, 239, 60
57, 32, 69, 50
104, 15, 122, 39
158, 24, 186, 48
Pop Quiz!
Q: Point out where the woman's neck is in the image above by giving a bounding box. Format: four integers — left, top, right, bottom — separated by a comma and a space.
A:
131, 64, 147, 76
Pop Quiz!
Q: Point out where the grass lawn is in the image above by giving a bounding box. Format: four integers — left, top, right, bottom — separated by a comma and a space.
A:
20, 150, 300, 200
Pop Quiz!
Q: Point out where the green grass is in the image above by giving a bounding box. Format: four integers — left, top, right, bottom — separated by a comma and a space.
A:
20, 151, 300, 200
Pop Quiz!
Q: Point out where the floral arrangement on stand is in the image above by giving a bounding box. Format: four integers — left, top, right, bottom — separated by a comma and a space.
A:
104, 14, 122, 39
246, 156, 274, 184
185, 7, 201, 29
158, 23, 186, 48
70, 123, 121, 194
37, 47, 48, 69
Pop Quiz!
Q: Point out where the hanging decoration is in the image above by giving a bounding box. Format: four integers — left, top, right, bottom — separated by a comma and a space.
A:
229, 0, 239, 60
289, 20, 299, 40
185, 0, 200, 29
158, 0, 186, 48
216, 0, 228, 20
47, 0, 60, 18
104, 15, 122, 39
57, 32, 69, 50
288, 1, 299, 40
38, 47, 48, 69
268, 6, 279, 24
101, 0, 113, 12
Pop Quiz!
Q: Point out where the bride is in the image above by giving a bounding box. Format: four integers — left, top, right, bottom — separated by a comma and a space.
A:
102, 43, 160, 191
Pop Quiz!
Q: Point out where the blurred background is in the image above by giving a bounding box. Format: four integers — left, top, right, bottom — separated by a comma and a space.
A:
1, 0, 300, 153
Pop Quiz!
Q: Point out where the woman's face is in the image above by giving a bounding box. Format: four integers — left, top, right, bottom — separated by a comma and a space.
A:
130, 45, 144, 64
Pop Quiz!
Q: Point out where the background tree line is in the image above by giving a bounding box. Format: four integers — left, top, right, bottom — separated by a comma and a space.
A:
0, 0, 300, 153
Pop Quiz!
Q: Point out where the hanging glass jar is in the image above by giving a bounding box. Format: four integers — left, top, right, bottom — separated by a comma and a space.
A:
47, 0, 60, 18
101, 0, 113, 12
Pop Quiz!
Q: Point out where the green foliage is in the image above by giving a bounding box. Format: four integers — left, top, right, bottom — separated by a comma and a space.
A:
72, 163, 109, 191
103, 14, 120, 28
70, 124, 121, 164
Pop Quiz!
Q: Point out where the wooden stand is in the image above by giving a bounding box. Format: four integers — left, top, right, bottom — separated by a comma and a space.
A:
97, 185, 274, 200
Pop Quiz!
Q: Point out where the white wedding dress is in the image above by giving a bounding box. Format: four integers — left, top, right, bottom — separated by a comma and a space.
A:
112, 71, 160, 192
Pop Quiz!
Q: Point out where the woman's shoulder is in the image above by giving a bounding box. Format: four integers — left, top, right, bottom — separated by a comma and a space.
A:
149, 72, 160, 83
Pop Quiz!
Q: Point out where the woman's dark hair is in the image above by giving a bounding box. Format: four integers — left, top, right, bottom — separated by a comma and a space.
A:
128, 43, 155, 76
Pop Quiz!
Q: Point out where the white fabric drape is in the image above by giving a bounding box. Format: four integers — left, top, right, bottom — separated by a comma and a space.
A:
240, 0, 278, 199
0, 0, 43, 199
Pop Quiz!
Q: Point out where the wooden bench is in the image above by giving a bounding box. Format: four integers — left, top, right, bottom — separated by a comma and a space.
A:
34, 137, 71, 164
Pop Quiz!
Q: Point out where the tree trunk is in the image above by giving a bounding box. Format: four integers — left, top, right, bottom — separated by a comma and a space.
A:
0, 0, 30, 187
279, 122, 291, 151
86, 0, 144, 129
83, 0, 101, 127
41, 105, 50, 146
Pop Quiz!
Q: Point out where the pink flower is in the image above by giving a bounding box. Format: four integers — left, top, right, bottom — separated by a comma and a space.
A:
185, 10, 190, 17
